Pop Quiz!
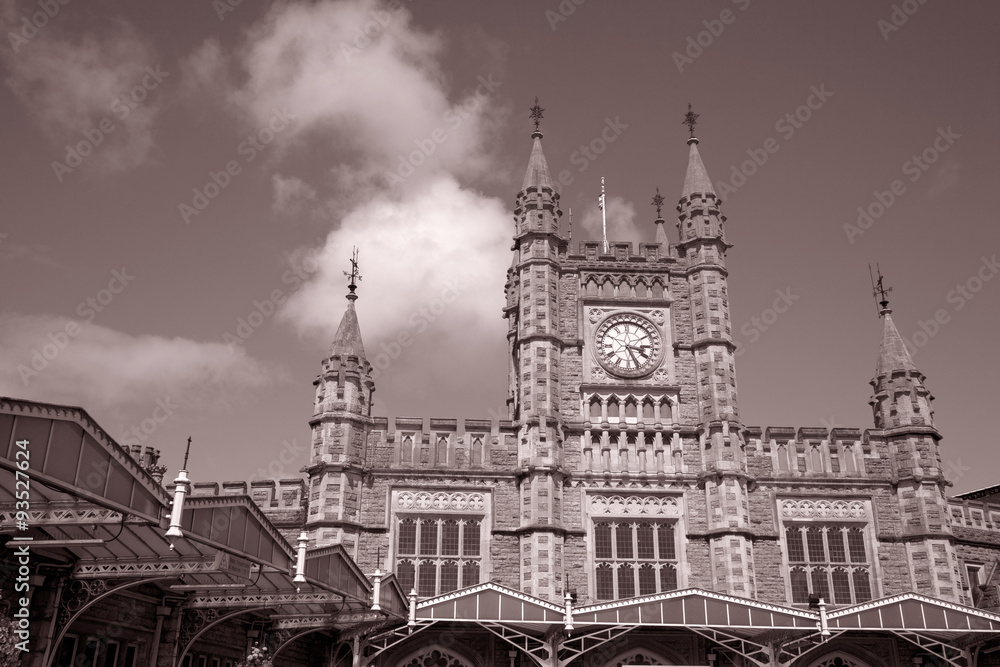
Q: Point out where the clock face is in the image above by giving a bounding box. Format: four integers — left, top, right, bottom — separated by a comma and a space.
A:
595, 313, 661, 378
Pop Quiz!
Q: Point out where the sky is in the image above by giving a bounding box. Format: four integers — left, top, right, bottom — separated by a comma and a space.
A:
1, 0, 998, 495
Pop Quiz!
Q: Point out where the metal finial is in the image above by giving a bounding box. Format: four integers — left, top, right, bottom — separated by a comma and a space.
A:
182, 436, 192, 470
651, 187, 665, 218
343, 246, 362, 299
529, 97, 545, 133
682, 103, 699, 139
869, 263, 893, 315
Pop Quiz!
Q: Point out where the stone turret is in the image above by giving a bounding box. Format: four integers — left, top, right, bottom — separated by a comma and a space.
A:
304, 257, 375, 555
504, 102, 569, 602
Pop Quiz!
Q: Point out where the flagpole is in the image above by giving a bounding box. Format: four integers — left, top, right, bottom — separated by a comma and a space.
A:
600, 177, 609, 253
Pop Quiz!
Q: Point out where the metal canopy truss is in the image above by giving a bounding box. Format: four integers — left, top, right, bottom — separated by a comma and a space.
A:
362, 621, 436, 662
773, 630, 846, 666
477, 622, 551, 666
687, 626, 772, 667
186, 592, 334, 609
270, 611, 385, 631
891, 630, 972, 667
556, 625, 636, 667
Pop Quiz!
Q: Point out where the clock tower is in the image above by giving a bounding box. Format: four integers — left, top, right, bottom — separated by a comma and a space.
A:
502, 103, 755, 601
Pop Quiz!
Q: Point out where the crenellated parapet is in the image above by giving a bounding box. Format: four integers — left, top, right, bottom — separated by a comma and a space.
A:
744, 425, 874, 477
570, 240, 672, 263
360, 416, 518, 471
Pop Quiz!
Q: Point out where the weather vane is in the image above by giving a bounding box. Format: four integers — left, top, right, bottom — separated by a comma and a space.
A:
344, 246, 362, 295
529, 97, 545, 132
682, 103, 699, 138
868, 263, 892, 315
651, 187, 665, 218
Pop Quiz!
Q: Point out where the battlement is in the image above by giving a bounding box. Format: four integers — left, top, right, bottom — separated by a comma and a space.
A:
744, 425, 872, 476
363, 416, 518, 471
375, 416, 515, 436
569, 240, 672, 263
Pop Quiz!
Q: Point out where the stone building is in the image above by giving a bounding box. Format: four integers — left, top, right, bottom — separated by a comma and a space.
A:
4, 114, 1000, 667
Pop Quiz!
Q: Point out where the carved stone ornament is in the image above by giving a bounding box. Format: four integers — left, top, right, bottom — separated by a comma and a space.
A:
589, 308, 604, 324
649, 309, 665, 325
590, 495, 680, 516
396, 491, 486, 512
780, 499, 867, 519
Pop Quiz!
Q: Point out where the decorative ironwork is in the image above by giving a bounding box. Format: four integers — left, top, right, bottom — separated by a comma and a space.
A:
651, 188, 665, 218
869, 263, 892, 314
529, 97, 544, 132
345, 246, 362, 296
0, 507, 122, 525
186, 592, 334, 609
59, 579, 110, 625
682, 103, 699, 138
400, 647, 473, 667
74, 556, 240, 579
892, 630, 971, 667
477, 622, 550, 664
362, 621, 436, 661
557, 626, 637, 667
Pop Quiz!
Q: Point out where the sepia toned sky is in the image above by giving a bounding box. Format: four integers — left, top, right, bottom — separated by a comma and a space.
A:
1, 0, 998, 494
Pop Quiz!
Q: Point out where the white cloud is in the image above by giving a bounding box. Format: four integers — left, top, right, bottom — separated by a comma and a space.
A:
229, 0, 505, 193
577, 195, 643, 246
214, 0, 514, 363
0, 313, 280, 416
281, 175, 510, 345
3, 20, 166, 173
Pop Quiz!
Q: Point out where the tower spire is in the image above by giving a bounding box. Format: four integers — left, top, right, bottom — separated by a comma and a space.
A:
869, 267, 917, 377
652, 187, 669, 248
331, 247, 366, 357
522, 98, 554, 191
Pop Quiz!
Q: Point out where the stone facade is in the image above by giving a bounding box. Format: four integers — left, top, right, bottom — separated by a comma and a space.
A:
9, 122, 1000, 667
284, 125, 1000, 665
